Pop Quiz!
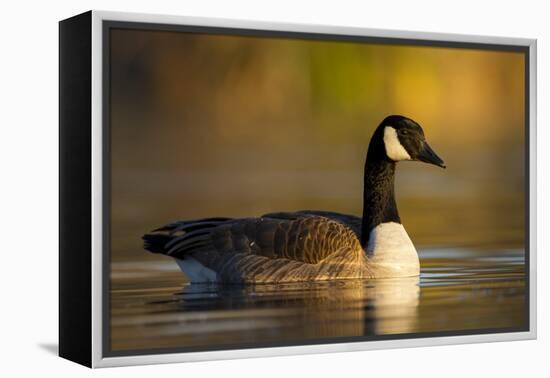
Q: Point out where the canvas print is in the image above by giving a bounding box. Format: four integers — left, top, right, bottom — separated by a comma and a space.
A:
107, 26, 527, 354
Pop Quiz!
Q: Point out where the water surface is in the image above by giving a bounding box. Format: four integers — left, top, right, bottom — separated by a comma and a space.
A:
109, 248, 526, 352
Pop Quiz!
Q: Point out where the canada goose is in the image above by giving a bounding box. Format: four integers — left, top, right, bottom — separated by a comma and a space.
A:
143, 115, 445, 283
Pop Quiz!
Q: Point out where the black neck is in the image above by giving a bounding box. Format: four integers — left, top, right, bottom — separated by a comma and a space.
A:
360, 150, 401, 247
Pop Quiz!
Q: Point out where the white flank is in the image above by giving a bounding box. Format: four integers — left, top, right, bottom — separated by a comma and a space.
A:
383, 126, 411, 161
367, 222, 420, 277
175, 257, 218, 283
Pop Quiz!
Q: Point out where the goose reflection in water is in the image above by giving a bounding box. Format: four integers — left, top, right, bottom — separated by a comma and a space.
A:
172, 276, 420, 338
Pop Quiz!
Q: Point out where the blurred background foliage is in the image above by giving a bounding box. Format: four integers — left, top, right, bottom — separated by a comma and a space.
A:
109, 29, 525, 261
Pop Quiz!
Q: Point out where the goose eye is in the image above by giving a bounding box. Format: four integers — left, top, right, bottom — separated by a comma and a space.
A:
400, 129, 408, 135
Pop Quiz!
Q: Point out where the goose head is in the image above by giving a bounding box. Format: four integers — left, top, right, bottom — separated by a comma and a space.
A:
375, 115, 446, 168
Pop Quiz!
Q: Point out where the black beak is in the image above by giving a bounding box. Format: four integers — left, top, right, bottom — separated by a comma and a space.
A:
417, 141, 446, 168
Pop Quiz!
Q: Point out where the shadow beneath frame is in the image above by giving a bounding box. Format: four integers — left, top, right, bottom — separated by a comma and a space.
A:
38, 343, 58, 356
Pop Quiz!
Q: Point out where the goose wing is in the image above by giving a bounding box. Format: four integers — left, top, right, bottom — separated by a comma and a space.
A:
208, 216, 360, 264
144, 213, 364, 283
262, 210, 362, 238
150, 213, 357, 255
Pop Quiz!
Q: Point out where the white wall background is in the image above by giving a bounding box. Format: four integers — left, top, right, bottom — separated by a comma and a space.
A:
0, 0, 546, 376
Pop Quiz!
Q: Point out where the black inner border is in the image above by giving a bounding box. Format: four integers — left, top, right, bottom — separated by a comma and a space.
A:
102, 20, 531, 358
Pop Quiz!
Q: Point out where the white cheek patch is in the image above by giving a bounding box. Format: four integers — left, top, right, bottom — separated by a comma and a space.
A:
383, 126, 411, 161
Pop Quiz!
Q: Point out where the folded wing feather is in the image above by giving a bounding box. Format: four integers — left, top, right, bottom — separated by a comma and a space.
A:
145, 212, 366, 283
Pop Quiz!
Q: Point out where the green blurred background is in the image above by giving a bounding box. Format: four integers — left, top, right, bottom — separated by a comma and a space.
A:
109, 29, 525, 262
